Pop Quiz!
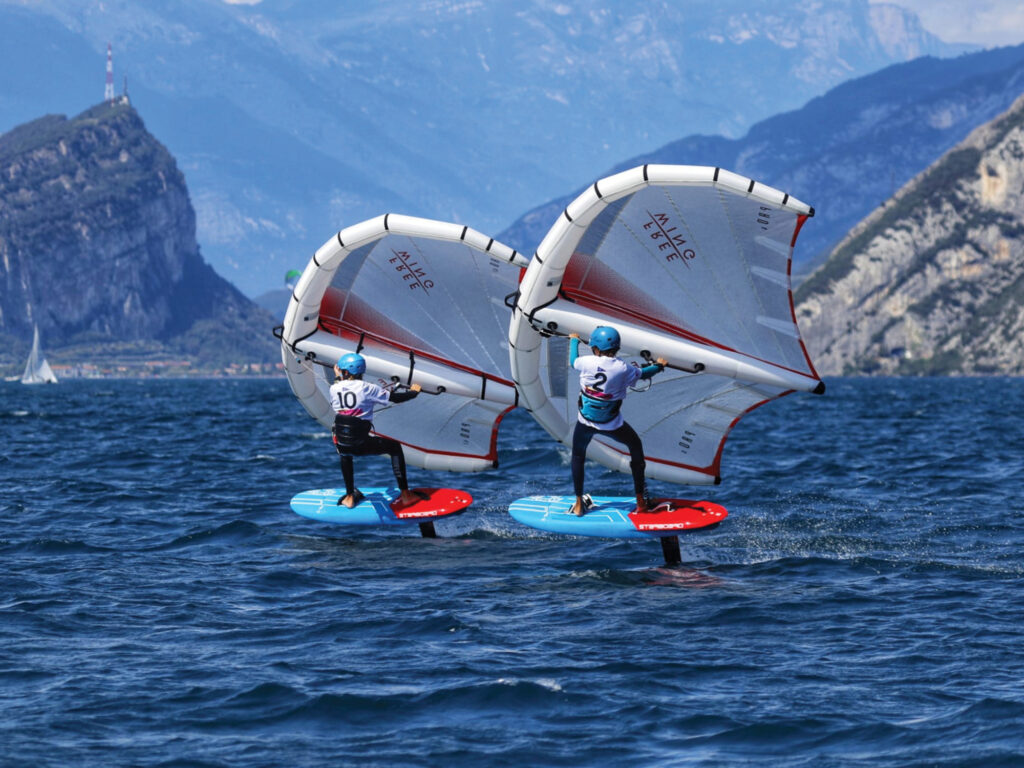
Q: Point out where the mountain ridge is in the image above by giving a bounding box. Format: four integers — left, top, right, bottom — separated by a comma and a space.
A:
0, 101, 278, 372
0, 0, 972, 295
498, 43, 1024, 271
794, 93, 1024, 375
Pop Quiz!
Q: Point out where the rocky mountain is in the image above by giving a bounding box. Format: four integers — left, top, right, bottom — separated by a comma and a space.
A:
498, 43, 1024, 274
0, 0, 970, 296
0, 101, 278, 371
794, 94, 1024, 376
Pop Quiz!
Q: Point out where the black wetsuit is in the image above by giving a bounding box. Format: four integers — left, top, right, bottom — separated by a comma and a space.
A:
571, 421, 647, 499
331, 384, 419, 497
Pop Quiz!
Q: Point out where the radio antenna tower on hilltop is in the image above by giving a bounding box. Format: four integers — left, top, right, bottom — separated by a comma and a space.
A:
104, 43, 115, 104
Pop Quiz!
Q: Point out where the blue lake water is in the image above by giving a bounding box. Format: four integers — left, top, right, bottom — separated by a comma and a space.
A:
1, 377, 1022, 766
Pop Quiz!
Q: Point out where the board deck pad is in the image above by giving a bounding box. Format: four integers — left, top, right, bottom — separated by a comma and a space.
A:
508, 495, 727, 538
291, 487, 472, 526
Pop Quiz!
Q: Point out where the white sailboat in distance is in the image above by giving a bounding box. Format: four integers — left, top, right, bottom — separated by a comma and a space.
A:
21, 325, 58, 384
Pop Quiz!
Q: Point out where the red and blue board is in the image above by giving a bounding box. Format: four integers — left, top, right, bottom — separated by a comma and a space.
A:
291, 487, 472, 526
508, 495, 727, 538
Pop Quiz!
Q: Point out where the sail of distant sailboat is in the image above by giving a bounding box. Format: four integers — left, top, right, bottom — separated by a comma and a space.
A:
21, 325, 58, 384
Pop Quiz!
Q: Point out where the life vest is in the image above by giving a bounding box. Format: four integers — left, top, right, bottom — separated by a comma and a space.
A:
577, 391, 622, 424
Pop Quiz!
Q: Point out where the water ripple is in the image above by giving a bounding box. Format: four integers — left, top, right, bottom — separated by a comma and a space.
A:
1, 378, 1022, 766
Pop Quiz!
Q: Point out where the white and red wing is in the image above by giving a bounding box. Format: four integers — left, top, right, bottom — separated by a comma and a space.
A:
510, 165, 823, 485
282, 215, 528, 472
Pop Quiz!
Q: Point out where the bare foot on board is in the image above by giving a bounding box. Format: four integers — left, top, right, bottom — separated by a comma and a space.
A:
396, 489, 430, 508
339, 490, 365, 508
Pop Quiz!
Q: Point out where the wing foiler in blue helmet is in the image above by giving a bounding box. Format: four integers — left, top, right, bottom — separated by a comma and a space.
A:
337, 352, 367, 375
589, 325, 621, 352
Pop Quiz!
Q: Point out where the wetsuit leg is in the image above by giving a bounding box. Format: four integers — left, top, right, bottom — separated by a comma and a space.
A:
605, 421, 647, 498
340, 454, 356, 497
360, 436, 409, 491
571, 421, 598, 497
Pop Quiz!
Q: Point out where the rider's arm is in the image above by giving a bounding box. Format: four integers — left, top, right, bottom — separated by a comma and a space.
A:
569, 334, 581, 367
388, 383, 422, 403
639, 357, 668, 380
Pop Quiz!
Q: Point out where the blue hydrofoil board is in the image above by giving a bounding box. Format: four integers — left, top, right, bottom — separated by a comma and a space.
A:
291, 487, 472, 526
509, 495, 727, 538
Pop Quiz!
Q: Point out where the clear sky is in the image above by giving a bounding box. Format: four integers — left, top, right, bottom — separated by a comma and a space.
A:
875, 0, 1024, 47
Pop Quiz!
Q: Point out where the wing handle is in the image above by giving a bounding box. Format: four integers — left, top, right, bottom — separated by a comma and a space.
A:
640, 349, 704, 375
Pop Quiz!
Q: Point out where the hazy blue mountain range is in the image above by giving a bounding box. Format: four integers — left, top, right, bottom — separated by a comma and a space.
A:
0, 0, 968, 296
499, 43, 1024, 274
0, 103, 278, 372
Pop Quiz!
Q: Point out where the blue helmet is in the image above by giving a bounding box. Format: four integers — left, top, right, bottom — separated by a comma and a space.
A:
337, 352, 366, 375
589, 326, 620, 352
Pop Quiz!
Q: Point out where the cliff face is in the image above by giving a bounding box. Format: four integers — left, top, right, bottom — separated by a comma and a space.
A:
0, 102, 277, 365
795, 94, 1024, 376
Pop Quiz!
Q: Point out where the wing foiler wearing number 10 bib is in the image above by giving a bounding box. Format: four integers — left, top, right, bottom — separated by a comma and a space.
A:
328, 360, 419, 502
330, 378, 391, 448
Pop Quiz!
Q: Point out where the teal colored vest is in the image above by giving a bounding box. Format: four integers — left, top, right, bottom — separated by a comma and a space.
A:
578, 391, 622, 423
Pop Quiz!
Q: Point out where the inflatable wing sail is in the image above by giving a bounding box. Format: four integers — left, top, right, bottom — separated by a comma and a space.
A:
509, 165, 824, 486
281, 214, 529, 472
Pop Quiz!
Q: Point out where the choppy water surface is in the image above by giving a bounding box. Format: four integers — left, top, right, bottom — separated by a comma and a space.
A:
1, 378, 1022, 767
